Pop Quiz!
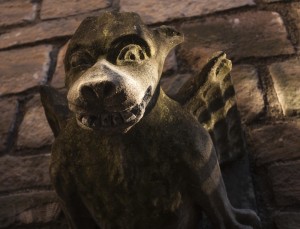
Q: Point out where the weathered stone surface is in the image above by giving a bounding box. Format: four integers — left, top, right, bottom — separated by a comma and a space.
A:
17, 95, 54, 149
0, 191, 60, 228
274, 212, 300, 229
0, 0, 36, 27
161, 73, 193, 98
269, 58, 300, 116
0, 18, 81, 49
0, 46, 52, 95
120, 0, 255, 24
51, 43, 68, 89
0, 154, 51, 192
178, 11, 294, 71
249, 122, 300, 166
0, 98, 17, 152
269, 161, 300, 206
231, 65, 264, 123
41, 0, 110, 20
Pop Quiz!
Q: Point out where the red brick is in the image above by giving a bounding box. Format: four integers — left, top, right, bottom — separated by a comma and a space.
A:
291, 3, 300, 53
41, 0, 111, 20
0, 98, 17, 152
178, 11, 294, 71
17, 95, 54, 150
249, 122, 300, 166
120, 0, 255, 24
0, 154, 51, 192
274, 212, 300, 229
0, 18, 81, 49
161, 73, 193, 98
231, 65, 264, 123
269, 161, 300, 206
0, 46, 52, 95
269, 58, 300, 116
262, 0, 281, 2
0, 0, 36, 27
163, 50, 178, 74
0, 191, 60, 228
51, 42, 69, 89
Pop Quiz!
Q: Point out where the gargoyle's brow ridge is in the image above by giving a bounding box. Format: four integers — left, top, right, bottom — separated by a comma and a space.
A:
67, 41, 103, 56
110, 35, 151, 55
70, 12, 152, 45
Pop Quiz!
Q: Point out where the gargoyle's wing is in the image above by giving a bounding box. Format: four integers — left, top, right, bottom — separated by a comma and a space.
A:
174, 52, 245, 164
40, 85, 71, 137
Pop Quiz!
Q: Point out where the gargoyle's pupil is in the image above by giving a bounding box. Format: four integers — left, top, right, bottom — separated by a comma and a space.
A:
130, 53, 136, 60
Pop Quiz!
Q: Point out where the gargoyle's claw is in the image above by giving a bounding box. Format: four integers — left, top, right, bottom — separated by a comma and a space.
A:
233, 208, 261, 229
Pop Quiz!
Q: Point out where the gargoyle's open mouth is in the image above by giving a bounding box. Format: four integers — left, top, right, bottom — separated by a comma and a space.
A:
75, 86, 152, 132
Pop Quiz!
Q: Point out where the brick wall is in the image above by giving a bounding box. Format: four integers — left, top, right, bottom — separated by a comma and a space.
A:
0, 0, 300, 228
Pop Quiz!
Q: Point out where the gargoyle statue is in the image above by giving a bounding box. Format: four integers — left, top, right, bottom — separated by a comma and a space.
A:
40, 12, 260, 229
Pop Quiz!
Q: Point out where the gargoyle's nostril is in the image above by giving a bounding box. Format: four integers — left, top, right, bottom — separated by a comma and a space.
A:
80, 85, 98, 101
80, 81, 116, 100
102, 81, 116, 98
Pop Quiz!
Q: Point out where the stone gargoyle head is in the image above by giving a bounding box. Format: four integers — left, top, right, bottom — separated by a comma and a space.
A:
65, 12, 183, 133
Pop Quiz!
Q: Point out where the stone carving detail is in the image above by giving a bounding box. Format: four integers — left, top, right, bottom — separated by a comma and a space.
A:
41, 12, 260, 229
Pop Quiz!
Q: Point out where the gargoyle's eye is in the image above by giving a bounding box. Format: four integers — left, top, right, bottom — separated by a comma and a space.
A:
70, 52, 93, 69
116, 44, 148, 65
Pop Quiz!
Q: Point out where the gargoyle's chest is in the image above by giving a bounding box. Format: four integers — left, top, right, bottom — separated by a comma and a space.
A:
69, 134, 184, 227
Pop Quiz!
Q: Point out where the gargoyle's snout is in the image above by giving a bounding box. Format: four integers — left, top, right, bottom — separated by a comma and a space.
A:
67, 59, 155, 132
80, 80, 117, 102
77, 78, 133, 113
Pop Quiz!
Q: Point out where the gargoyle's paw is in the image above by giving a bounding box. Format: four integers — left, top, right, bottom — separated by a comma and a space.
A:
209, 52, 232, 81
224, 223, 253, 229
217, 220, 252, 229
233, 208, 261, 229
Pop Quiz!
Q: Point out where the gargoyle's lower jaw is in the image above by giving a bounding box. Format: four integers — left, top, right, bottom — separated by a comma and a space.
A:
75, 104, 142, 133
73, 86, 152, 133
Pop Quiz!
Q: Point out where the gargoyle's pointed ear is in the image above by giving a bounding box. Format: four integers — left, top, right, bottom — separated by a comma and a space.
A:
154, 26, 184, 52
40, 85, 71, 137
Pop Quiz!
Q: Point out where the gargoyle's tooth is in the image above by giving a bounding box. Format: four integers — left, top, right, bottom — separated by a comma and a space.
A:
131, 105, 140, 116
112, 113, 123, 126
77, 114, 82, 121
81, 115, 97, 127
121, 112, 136, 123
144, 86, 152, 102
101, 113, 111, 127
89, 115, 98, 127
81, 115, 89, 126
126, 114, 136, 123
120, 111, 131, 120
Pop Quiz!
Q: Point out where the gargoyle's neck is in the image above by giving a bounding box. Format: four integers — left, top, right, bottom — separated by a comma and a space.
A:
131, 86, 176, 133
143, 85, 176, 120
